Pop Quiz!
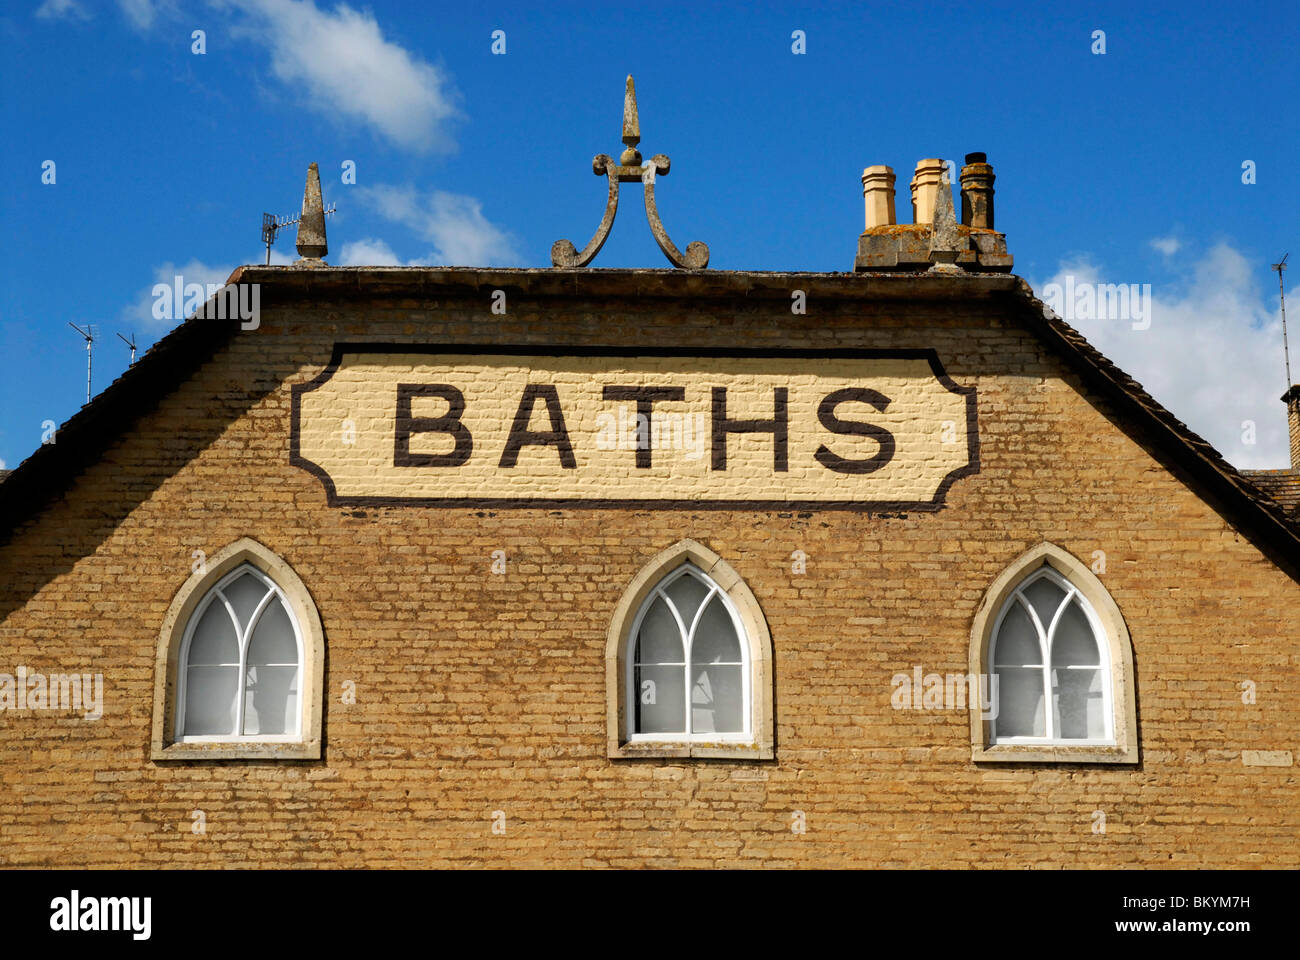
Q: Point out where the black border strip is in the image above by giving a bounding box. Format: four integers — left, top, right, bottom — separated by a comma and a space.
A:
289, 344, 980, 512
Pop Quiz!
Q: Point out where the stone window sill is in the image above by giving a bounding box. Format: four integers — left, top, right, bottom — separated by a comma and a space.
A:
609, 740, 773, 761
972, 742, 1138, 764
151, 739, 321, 762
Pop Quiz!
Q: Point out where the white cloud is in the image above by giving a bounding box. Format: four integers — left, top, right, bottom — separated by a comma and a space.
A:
1150, 235, 1181, 257
1032, 243, 1290, 470
221, 0, 460, 152
116, 0, 175, 29
35, 0, 92, 22
338, 238, 407, 266
121, 259, 237, 333
358, 185, 521, 266
0, 458, 7, 470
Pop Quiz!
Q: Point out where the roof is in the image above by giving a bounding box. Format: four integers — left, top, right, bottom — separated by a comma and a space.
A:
993, 284, 1300, 581
1242, 469, 1300, 520
2, 265, 1298, 580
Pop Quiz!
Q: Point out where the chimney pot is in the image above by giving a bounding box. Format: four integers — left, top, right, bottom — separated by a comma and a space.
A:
910, 159, 946, 225
960, 154, 996, 229
861, 165, 896, 229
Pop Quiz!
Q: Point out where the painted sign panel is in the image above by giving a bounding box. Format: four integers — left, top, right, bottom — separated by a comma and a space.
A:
290, 345, 978, 510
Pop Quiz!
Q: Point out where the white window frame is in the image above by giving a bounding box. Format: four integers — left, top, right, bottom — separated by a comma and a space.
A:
989, 566, 1115, 746
624, 563, 752, 744
175, 563, 305, 743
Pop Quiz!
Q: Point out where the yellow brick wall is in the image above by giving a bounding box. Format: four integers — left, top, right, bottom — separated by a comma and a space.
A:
0, 290, 1296, 867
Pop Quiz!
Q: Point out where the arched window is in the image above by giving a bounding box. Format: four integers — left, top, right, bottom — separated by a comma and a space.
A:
178, 565, 302, 740
969, 542, 1138, 763
606, 540, 773, 759
631, 564, 747, 738
152, 538, 324, 760
990, 566, 1109, 742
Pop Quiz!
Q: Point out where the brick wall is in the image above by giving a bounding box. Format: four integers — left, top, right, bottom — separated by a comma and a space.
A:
1289, 390, 1300, 472
1, 281, 1296, 867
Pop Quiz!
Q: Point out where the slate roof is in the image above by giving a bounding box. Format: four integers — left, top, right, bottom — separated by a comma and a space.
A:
1242, 469, 1300, 521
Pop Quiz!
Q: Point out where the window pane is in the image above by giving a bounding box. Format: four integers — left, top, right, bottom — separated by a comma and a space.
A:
691, 664, 743, 734
1052, 600, 1101, 667
634, 664, 685, 733
223, 572, 270, 632
187, 602, 238, 666
1022, 577, 1066, 631
243, 665, 300, 736
183, 665, 239, 735
665, 572, 710, 629
993, 602, 1041, 665
690, 596, 741, 664
634, 597, 684, 664
994, 665, 1045, 737
1053, 667, 1104, 739
248, 596, 297, 665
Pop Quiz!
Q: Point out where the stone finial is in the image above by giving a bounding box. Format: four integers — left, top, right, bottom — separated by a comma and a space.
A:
296, 162, 328, 262
960, 152, 995, 229
861, 165, 897, 228
910, 158, 946, 225
620, 75, 642, 167
927, 171, 962, 272
551, 76, 708, 269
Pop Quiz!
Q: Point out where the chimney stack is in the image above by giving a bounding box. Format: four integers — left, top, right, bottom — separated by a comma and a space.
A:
960, 152, 995, 229
1285, 385, 1300, 471
854, 153, 1013, 273
861, 165, 896, 228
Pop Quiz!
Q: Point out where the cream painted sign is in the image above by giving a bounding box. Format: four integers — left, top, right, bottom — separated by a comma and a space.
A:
290, 346, 978, 510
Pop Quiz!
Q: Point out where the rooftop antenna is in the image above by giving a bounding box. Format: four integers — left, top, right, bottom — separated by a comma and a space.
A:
262, 204, 336, 264
1273, 253, 1291, 387
67, 322, 96, 405
116, 331, 137, 367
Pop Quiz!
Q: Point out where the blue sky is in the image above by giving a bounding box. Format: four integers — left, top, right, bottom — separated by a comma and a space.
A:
2, 0, 1297, 472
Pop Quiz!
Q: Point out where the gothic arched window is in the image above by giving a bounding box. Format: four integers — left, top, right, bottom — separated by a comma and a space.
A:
606, 540, 773, 760
152, 538, 324, 760
969, 543, 1138, 763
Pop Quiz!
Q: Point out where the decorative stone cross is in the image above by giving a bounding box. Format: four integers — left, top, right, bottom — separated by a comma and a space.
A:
551, 76, 709, 269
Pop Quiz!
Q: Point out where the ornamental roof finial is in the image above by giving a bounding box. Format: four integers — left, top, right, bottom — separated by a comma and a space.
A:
551, 76, 709, 269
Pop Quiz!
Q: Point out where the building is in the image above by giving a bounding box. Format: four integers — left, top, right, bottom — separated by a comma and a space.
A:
1, 94, 1298, 867
1242, 385, 1300, 522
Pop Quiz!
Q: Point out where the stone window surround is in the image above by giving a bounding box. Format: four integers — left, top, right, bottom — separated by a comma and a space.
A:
150, 538, 325, 761
968, 542, 1139, 764
606, 539, 775, 760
